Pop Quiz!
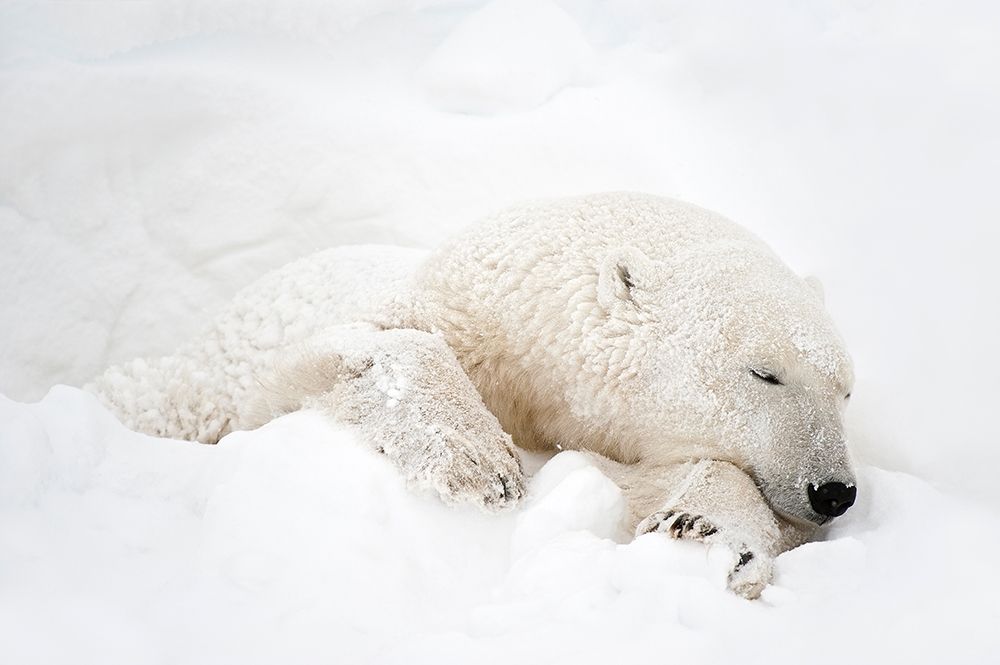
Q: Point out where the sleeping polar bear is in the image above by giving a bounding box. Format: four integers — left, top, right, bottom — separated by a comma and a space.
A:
90, 192, 857, 598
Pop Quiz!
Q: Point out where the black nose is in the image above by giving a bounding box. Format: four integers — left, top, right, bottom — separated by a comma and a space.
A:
808, 482, 857, 517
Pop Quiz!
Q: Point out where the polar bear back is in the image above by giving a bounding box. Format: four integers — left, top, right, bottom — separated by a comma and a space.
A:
412, 192, 846, 460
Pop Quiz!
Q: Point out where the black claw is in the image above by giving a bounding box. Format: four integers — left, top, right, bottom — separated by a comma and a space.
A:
671, 513, 692, 536
498, 474, 518, 500
735, 550, 755, 571
689, 515, 717, 538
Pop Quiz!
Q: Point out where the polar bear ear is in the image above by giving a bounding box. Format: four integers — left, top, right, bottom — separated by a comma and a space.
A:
804, 275, 825, 303
598, 246, 653, 313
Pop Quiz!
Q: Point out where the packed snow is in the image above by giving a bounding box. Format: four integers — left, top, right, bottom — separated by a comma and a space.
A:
2, 1, 999, 663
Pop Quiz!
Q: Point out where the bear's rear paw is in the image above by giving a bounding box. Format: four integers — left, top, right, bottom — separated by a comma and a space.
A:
426, 430, 525, 511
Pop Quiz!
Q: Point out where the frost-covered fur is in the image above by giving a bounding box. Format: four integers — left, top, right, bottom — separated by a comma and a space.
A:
90, 192, 856, 598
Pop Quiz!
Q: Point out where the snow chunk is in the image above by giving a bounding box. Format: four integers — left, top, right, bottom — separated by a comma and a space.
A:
511, 451, 627, 557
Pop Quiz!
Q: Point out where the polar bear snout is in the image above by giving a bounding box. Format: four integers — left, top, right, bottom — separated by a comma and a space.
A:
807, 482, 857, 518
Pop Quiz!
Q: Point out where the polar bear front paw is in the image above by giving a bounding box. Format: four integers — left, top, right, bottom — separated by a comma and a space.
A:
726, 545, 773, 600
635, 510, 773, 599
424, 430, 525, 511
636, 510, 719, 539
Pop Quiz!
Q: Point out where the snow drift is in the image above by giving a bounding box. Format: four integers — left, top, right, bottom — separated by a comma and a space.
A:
2, 387, 998, 664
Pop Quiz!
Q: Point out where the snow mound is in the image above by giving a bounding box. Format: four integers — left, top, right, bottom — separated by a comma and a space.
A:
2, 387, 998, 664
418, 0, 593, 114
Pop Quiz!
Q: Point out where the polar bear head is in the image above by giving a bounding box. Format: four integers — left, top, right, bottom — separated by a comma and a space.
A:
591, 205, 857, 526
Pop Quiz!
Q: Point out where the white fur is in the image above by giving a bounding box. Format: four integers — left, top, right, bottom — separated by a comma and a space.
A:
89, 192, 856, 598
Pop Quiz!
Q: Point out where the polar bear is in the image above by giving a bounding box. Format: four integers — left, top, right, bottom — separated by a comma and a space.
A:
90, 192, 857, 598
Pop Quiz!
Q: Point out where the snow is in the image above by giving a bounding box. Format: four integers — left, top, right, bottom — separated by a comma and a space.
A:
2, 387, 999, 664
418, 0, 594, 114
2, 0, 1000, 662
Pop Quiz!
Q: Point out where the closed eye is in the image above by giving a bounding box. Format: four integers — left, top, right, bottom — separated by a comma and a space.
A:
750, 368, 783, 385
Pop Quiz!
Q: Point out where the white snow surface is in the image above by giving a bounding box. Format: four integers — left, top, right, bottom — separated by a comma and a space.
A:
2, 1, 1000, 663
3, 387, 999, 664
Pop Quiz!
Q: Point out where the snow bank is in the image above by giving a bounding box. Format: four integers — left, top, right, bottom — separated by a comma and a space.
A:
1, 387, 997, 664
